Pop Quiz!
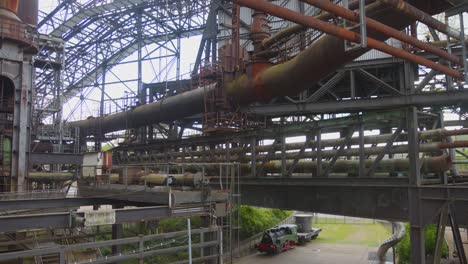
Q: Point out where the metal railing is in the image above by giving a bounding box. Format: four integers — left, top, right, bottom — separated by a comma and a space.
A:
0, 189, 67, 200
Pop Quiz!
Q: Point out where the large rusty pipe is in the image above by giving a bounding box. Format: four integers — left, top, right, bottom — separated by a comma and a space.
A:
300, 0, 461, 65
17, 0, 38, 27
233, 0, 462, 103
262, 0, 377, 49
71, 0, 455, 133
259, 155, 452, 175
146, 155, 452, 175
379, 0, 465, 41
146, 141, 468, 163
229, 0, 458, 102
0, 0, 18, 13
140, 128, 468, 160
69, 84, 216, 134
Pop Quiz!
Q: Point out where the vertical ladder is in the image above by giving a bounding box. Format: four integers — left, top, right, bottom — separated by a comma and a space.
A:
343, 0, 367, 51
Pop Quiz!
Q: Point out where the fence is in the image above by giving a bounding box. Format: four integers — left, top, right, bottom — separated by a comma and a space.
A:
314, 214, 377, 225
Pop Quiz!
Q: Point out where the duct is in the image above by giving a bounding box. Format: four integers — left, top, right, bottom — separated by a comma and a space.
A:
69, 84, 216, 134
0, 0, 18, 13
262, 0, 378, 49
379, 0, 466, 41
145, 141, 467, 163
140, 173, 204, 186
376, 222, 406, 263
229, 0, 462, 103
28, 172, 74, 181
252, 155, 451, 175
300, 0, 461, 65
138, 129, 468, 161
146, 155, 452, 175
17, 0, 38, 27
71, 0, 456, 133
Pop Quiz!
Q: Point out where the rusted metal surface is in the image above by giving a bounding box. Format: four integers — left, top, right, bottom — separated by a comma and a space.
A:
262, 0, 378, 49
230, 0, 462, 103
0, 5, 37, 50
17, 0, 38, 27
72, 0, 458, 133
379, 0, 464, 40
0, 0, 18, 13
139, 155, 452, 175
70, 84, 216, 135
127, 128, 468, 161
250, 11, 271, 53
141, 141, 467, 163
301, 0, 462, 65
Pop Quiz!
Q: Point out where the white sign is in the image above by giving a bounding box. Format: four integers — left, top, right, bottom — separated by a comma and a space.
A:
84, 209, 116, 226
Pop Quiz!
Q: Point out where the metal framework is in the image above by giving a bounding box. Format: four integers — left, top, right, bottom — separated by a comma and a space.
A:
35, 0, 210, 124
21, 0, 468, 263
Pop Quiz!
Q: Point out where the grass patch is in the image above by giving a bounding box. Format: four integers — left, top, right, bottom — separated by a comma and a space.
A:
314, 221, 391, 247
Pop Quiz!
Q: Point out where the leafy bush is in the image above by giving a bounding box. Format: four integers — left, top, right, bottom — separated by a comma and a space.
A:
396, 223, 448, 264
236, 206, 291, 240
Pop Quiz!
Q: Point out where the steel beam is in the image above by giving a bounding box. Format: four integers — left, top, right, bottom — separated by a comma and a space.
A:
0, 205, 209, 233
30, 153, 83, 165
246, 90, 468, 115
0, 198, 111, 211
239, 177, 468, 224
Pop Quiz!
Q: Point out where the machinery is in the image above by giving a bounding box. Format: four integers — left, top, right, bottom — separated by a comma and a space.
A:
257, 224, 299, 254
256, 214, 321, 254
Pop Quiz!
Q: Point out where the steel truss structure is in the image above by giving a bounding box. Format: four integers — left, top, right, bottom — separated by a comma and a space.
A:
35, 0, 210, 124
20, 0, 468, 263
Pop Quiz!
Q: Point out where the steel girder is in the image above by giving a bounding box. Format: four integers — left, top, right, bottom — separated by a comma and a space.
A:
239, 178, 468, 225
36, 0, 211, 121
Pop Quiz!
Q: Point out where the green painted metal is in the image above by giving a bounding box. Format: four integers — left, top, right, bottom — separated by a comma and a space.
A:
2, 136, 10, 173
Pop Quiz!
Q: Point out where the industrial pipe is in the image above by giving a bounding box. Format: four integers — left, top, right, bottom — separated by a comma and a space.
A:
257, 154, 451, 175
28, 172, 74, 181
71, 0, 456, 133
145, 155, 452, 175
232, 0, 462, 102
134, 128, 468, 159
70, 84, 216, 134
379, 0, 466, 41
140, 173, 203, 186
17, 0, 38, 27
262, 0, 377, 49
300, 0, 461, 65
144, 141, 468, 163
0, 0, 18, 13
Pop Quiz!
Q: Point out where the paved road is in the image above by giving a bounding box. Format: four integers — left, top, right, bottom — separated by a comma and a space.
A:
235, 243, 380, 264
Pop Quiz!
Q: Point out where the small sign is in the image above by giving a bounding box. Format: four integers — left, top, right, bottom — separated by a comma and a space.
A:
84, 209, 116, 226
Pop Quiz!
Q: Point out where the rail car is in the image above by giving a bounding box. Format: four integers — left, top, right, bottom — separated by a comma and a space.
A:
256, 224, 298, 254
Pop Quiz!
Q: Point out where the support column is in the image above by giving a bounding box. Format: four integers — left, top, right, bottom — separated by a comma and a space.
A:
281, 135, 286, 177
350, 70, 356, 99
407, 107, 425, 264
11, 61, 33, 192
112, 223, 123, 262
358, 122, 365, 177
251, 137, 256, 177
316, 130, 322, 177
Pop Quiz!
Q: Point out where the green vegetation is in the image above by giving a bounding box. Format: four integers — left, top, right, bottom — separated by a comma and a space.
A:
93, 217, 204, 264
395, 223, 448, 264
101, 144, 113, 152
313, 219, 391, 246
88, 206, 291, 263
236, 206, 292, 240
